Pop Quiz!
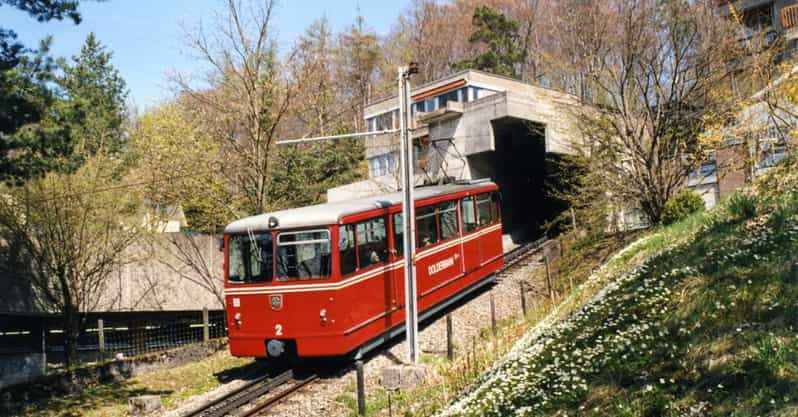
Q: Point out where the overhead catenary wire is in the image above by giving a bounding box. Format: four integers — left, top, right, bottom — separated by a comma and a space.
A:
11, 132, 395, 205
9, 115, 453, 205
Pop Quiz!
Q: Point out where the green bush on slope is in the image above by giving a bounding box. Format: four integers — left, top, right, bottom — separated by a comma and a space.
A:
442, 153, 798, 417
661, 189, 705, 225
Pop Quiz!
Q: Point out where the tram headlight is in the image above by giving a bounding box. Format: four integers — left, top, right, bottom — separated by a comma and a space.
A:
268, 216, 279, 228
319, 308, 327, 325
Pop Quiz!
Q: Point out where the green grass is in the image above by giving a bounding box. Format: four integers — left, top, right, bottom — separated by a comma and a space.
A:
335, 234, 637, 417
437, 153, 798, 416
7, 350, 254, 417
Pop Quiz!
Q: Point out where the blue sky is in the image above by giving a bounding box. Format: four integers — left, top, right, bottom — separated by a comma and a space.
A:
1, 0, 408, 110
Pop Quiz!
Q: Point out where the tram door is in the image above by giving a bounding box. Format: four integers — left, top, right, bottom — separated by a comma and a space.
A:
340, 217, 394, 330
460, 196, 482, 271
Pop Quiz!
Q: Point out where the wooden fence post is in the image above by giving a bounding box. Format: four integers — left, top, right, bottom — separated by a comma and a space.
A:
40, 319, 47, 375
356, 360, 366, 416
519, 281, 527, 316
202, 307, 209, 342
570, 207, 578, 234
446, 314, 454, 361
97, 319, 105, 360
489, 291, 497, 338
471, 336, 477, 376
544, 256, 555, 302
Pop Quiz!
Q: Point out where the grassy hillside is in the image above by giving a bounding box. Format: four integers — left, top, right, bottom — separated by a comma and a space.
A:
441, 155, 798, 417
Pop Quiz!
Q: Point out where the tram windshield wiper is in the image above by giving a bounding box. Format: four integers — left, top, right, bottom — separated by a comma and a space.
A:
247, 227, 263, 263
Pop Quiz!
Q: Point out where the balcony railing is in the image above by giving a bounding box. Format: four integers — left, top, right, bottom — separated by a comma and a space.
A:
783, 4, 798, 30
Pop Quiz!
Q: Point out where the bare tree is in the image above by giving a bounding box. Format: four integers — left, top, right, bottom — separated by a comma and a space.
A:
174, 0, 296, 215
0, 156, 145, 367
556, 0, 745, 224
157, 233, 224, 308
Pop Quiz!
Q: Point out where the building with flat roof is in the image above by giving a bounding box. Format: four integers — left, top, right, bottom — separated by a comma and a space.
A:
328, 69, 584, 240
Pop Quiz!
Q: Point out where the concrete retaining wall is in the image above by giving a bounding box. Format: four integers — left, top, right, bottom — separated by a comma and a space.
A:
0, 353, 46, 389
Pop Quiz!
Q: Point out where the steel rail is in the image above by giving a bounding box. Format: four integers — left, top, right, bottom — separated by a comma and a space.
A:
182, 370, 293, 417
500, 236, 548, 273
237, 374, 320, 417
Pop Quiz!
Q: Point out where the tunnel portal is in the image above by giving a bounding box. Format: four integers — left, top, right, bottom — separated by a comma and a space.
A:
467, 117, 571, 242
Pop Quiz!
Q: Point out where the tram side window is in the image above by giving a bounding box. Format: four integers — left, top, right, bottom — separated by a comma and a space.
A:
339, 224, 357, 276
491, 191, 501, 221
438, 201, 458, 241
416, 205, 439, 248
476, 193, 492, 226
276, 230, 332, 281
393, 213, 404, 258
357, 217, 388, 269
228, 233, 273, 284
461, 197, 477, 233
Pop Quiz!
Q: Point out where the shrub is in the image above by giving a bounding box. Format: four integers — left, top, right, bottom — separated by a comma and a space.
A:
661, 189, 705, 225
727, 191, 757, 220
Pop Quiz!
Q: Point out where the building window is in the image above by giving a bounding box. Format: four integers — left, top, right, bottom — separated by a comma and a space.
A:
470, 86, 481, 100
425, 97, 439, 111
689, 160, 718, 185
413, 138, 429, 169
438, 89, 459, 107
368, 153, 397, 178
366, 110, 398, 132
744, 4, 774, 32
757, 142, 787, 172
623, 209, 649, 230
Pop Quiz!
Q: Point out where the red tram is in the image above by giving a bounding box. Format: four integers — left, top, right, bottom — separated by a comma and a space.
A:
222, 180, 503, 359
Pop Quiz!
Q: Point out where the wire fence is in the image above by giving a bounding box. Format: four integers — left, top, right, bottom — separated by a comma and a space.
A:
0, 309, 227, 365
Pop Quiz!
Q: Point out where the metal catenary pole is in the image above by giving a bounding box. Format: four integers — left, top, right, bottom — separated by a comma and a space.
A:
398, 65, 420, 364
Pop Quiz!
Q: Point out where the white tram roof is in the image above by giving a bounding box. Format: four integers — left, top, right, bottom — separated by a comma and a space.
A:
224, 180, 497, 233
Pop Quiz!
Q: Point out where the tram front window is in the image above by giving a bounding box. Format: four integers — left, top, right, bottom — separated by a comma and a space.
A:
228, 233, 273, 284
276, 230, 332, 281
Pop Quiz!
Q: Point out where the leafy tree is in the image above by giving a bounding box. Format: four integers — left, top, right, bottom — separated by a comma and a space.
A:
58, 32, 128, 156
454, 5, 525, 78
0, 39, 58, 178
0, 154, 145, 367
131, 101, 234, 231
267, 137, 366, 210
1, 33, 128, 180
0, 0, 81, 135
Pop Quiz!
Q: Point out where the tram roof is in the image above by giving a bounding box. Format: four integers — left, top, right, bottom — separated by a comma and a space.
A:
224, 181, 497, 233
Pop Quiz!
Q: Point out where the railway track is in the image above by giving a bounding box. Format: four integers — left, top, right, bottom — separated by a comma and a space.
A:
182, 370, 317, 417
498, 236, 548, 278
